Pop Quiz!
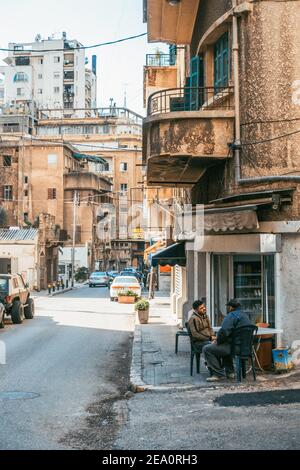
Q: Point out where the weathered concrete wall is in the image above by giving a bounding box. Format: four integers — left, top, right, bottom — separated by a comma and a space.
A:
149, 116, 234, 157
238, 2, 300, 183
144, 66, 178, 108
278, 234, 300, 347
191, 0, 232, 56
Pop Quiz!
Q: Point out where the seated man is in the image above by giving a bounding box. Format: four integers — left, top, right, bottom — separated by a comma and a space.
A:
187, 300, 215, 353
203, 299, 252, 382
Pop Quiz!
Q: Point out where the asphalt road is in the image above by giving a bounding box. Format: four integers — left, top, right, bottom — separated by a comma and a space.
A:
0, 286, 135, 450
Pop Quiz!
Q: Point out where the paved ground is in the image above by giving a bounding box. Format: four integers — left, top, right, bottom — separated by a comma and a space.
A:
115, 384, 300, 450
0, 286, 135, 450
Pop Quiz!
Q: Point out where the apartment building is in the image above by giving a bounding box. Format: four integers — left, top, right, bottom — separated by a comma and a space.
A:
0, 136, 111, 287
36, 106, 145, 270
143, 0, 300, 349
0, 33, 97, 118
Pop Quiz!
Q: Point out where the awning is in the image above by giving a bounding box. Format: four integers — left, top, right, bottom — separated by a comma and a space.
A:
204, 209, 258, 232
144, 240, 165, 262
151, 243, 186, 267
73, 152, 107, 165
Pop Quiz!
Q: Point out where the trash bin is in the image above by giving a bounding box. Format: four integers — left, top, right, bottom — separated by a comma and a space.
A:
272, 348, 294, 373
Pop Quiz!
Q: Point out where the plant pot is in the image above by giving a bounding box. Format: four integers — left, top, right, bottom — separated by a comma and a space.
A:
118, 296, 136, 304
138, 309, 149, 324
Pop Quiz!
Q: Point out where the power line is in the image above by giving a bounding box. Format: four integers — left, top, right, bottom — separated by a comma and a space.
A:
0, 33, 147, 53
240, 128, 300, 146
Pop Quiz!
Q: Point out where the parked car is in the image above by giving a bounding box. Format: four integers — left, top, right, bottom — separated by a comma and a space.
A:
119, 271, 142, 283
107, 271, 119, 279
0, 274, 35, 324
110, 276, 142, 301
88, 272, 110, 287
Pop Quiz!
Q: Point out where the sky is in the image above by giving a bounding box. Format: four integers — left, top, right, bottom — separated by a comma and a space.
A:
0, 0, 166, 116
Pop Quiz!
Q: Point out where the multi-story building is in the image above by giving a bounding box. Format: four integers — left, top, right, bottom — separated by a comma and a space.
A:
0, 135, 111, 287
0, 76, 4, 112
35, 106, 145, 270
143, 0, 300, 351
0, 33, 97, 118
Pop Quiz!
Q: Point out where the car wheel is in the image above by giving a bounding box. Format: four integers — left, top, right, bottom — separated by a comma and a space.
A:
11, 301, 24, 324
0, 309, 5, 329
24, 298, 35, 320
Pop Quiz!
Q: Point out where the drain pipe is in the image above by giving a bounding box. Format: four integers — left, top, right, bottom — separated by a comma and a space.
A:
232, 2, 300, 185
232, 0, 241, 184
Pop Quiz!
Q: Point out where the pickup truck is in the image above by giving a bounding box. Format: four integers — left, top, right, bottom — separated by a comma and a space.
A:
0, 274, 35, 325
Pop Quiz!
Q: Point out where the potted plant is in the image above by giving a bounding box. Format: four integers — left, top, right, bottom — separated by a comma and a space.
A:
135, 298, 150, 324
118, 289, 138, 304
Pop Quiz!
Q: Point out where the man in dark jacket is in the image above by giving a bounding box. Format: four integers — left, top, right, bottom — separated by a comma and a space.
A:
187, 300, 215, 353
202, 299, 252, 382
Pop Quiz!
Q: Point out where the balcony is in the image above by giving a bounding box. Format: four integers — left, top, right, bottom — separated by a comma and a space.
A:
146, 54, 176, 67
143, 86, 235, 186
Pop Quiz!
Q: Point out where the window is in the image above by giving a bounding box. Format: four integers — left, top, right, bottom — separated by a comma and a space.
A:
24, 176, 28, 184
15, 56, 30, 66
47, 188, 57, 200
3, 185, 13, 200
214, 32, 229, 88
102, 162, 110, 172
54, 87, 60, 94
40, 59, 43, 65
24, 213, 29, 222
24, 190, 28, 197
54, 72, 60, 79
38, 88, 43, 94
120, 184, 128, 193
54, 56, 60, 63
120, 162, 128, 172
48, 154, 57, 166
14, 72, 28, 82
38, 73, 43, 79
3, 155, 12, 167
75, 225, 81, 244
212, 254, 275, 327
17, 88, 24, 96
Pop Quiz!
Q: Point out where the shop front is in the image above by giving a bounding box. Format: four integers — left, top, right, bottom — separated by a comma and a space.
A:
185, 232, 281, 333
211, 253, 275, 328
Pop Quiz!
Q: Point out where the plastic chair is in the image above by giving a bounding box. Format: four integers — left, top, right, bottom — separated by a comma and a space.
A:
231, 325, 258, 382
185, 322, 201, 376
175, 328, 188, 354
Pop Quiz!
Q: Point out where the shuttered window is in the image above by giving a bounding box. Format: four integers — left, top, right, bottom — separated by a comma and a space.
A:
214, 32, 229, 88
47, 188, 57, 200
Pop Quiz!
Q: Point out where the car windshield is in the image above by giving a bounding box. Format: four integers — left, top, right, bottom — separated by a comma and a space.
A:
0, 278, 8, 294
91, 272, 106, 277
113, 277, 139, 284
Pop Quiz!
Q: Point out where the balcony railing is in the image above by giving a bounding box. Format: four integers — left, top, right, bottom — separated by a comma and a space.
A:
146, 54, 176, 67
147, 86, 234, 116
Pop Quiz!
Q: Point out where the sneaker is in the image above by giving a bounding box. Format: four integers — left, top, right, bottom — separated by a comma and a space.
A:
206, 375, 223, 382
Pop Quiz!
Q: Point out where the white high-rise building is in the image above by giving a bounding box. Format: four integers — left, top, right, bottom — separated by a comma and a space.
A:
0, 33, 97, 118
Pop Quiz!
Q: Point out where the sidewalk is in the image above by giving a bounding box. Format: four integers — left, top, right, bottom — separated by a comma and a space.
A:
130, 297, 300, 392
32, 282, 85, 299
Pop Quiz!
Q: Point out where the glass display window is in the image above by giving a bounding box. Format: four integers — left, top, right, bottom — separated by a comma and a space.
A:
211, 254, 275, 327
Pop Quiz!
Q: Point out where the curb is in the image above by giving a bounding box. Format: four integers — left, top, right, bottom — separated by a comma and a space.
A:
130, 323, 150, 393
49, 287, 76, 297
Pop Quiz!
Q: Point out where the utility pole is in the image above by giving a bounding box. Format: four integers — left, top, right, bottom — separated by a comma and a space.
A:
71, 190, 78, 288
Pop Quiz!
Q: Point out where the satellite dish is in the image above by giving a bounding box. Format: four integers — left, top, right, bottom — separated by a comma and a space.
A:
35, 34, 42, 42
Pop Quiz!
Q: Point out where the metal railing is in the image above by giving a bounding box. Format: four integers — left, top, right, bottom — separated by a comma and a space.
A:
147, 86, 234, 116
146, 54, 176, 67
